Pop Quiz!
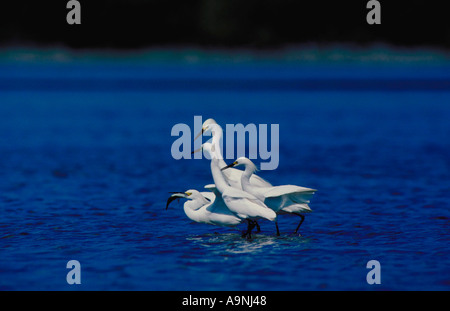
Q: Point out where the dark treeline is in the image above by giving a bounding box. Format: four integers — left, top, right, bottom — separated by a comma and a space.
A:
0, 0, 449, 49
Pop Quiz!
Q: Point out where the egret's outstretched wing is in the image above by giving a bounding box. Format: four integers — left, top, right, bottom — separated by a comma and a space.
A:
257, 185, 316, 213
204, 184, 216, 191
264, 185, 316, 203
249, 173, 272, 188
280, 203, 312, 214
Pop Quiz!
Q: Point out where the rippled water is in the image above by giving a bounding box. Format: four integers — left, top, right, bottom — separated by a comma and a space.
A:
0, 56, 449, 290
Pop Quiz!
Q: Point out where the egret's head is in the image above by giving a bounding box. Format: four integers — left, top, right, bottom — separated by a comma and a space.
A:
194, 118, 220, 141
185, 189, 202, 199
165, 190, 196, 210
221, 157, 257, 172
202, 118, 217, 133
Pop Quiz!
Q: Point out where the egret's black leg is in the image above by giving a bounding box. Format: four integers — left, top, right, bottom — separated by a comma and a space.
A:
242, 220, 250, 238
242, 219, 253, 238
248, 220, 256, 239
242, 219, 256, 239
275, 221, 280, 236
294, 213, 305, 234
242, 220, 249, 238
255, 221, 261, 233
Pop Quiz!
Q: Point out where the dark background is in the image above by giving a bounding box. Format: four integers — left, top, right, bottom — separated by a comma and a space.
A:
0, 0, 449, 50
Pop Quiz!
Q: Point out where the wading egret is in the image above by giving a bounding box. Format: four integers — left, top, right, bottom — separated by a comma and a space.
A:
166, 190, 243, 227
222, 157, 316, 235
210, 154, 276, 239
194, 118, 272, 189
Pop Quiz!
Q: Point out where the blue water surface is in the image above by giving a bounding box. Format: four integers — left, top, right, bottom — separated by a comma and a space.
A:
0, 49, 449, 290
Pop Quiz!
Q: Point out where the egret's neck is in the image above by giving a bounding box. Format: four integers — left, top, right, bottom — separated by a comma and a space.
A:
210, 158, 229, 193
211, 125, 224, 159
183, 204, 204, 223
241, 163, 256, 192
211, 125, 223, 145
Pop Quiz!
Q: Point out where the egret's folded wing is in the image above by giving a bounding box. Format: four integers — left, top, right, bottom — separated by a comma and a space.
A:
209, 214, 243, 227
222, 193, 276, 221
200, 191, 215, 202
205, 191, 236, 216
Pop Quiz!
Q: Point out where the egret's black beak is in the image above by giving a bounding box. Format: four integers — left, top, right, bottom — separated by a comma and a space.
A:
221, 161, 237, 171
191, 145, 203, 155
194, 127, 204, 141
166, 192, 186, 210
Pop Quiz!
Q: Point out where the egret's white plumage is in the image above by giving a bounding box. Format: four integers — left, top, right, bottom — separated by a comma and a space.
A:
195, 118, 272, 189
177, 141, 273, 238
166, 189, 243, 227
210, 157, 276, 222
167, 118, 318, 238
222, 157, 317, 234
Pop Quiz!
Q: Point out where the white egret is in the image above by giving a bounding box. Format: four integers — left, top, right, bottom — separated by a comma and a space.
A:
166, 189, 243, 228
194, 139, 275, 236
203, 183, 261, 233
205, 142, 276, 238
194, 118, 272, 189
195, 142, 269, 236
222, 157, 317, 235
